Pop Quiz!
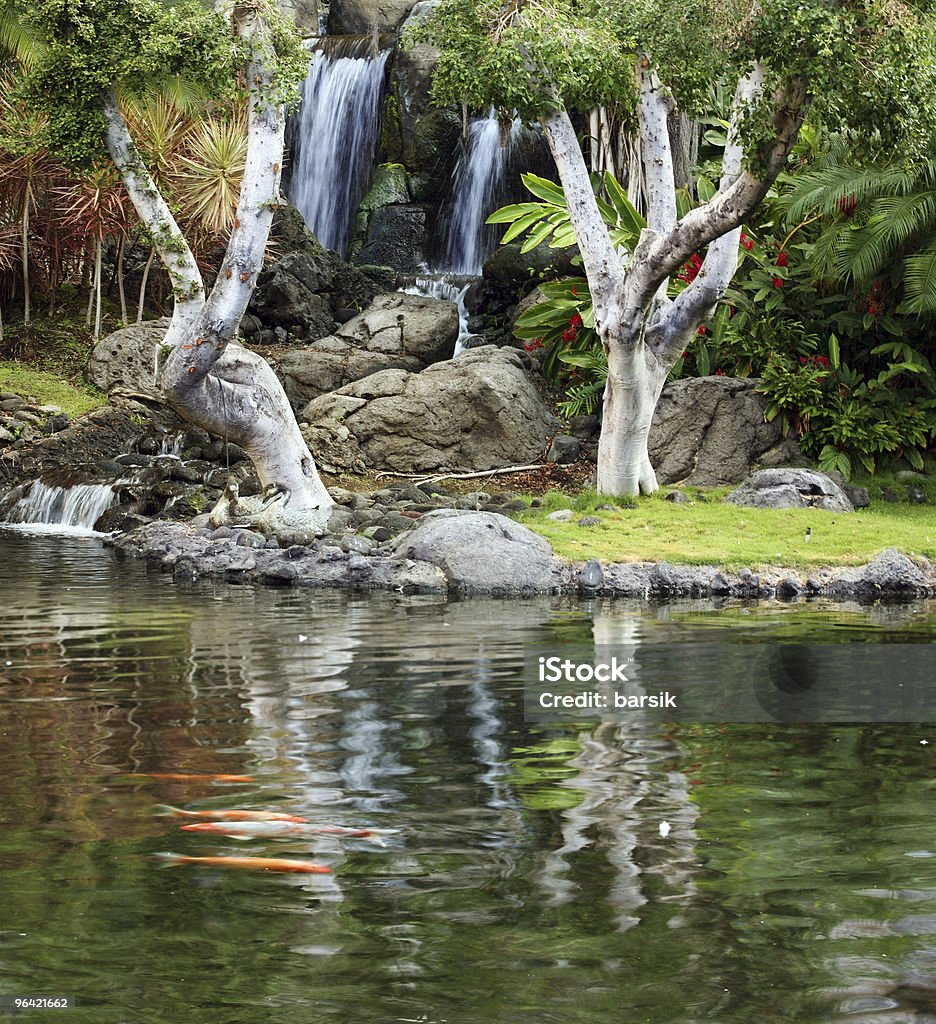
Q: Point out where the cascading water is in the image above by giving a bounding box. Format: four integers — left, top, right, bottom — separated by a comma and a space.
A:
439, 114, 526, 276
1, 479, 118, 533
289, 38, 391, 255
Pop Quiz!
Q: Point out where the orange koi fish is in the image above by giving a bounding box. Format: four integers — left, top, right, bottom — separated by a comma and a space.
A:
130, 773, 255, 783
155, 805, 308, 823
154, 852, 332, 874
180, 821, 400, 841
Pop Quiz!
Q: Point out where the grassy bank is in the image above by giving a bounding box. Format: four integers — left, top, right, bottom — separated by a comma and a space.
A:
0, 362, 105, 418
517, 488, 936, 570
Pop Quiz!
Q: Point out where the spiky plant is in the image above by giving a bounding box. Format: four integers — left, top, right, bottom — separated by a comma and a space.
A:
782, 152, 936, 315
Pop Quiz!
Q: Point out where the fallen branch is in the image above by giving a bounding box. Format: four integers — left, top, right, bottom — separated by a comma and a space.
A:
374, 463, 546, 485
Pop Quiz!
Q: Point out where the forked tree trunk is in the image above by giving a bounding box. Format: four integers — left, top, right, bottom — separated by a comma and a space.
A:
102, 8, 334, 540
541, 62, 807, 496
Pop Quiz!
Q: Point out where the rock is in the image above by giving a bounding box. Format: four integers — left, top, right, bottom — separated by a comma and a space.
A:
89, 319, 171, 395
724, 468, 855, 512
829, 548, 932, 598
579, 558, 603, 591
577, 516, 601, 527
649, 376, 803, 486
249, 205, 391, 340
300, 347, 558, 473
908, 485, 928, 504
568, 414, 598, 439
278, 292, 459, 405
357, 205, 429, 272
391, 509, 562, 593
665, 490, 690, 503
329, 0, 416, 33
824, 469, 871, 509
547, 434, 581, 464
547, 509, 574, 521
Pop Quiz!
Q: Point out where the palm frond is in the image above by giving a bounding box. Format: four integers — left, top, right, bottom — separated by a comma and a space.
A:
899, 241, 936, 314
172, 112, 246, 236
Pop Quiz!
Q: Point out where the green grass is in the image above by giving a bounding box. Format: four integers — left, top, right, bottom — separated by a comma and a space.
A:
0, 362, 106, 418
516, 488, 936, 569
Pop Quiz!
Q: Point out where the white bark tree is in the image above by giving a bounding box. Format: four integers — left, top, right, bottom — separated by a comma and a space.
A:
102, 4, 334, 536
541, 66, 806, 494
421, 0, 936, 495
23, 0, 334, 538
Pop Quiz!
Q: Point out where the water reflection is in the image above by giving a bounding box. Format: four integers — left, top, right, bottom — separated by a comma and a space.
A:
2, 528, 936, 1023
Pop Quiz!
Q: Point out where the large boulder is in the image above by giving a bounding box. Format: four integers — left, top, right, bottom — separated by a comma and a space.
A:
300, 345, 558, 473
392, 509, 563, 593
649, 375, 803, 486
247, 205, 394, 341
724, 468, 855, 511
328, 0, 418, 33
89, 318, 171, 395
277, 292, 460, 406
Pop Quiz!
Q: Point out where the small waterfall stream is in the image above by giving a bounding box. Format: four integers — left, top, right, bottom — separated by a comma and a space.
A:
439, 114, 526, 276
1, 479, 119, 533
290, 37, 391, 255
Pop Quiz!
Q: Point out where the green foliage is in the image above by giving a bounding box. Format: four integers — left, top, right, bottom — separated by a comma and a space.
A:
493, 171, 646, 416
417, 0, 936, 164
12, 0, 306, 172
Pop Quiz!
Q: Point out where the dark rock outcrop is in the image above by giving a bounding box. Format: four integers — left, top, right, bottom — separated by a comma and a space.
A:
300, 346, 557, 473
649, 376, 802, 486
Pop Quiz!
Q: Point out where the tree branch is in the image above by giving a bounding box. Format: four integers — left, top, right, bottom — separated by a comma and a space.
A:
637, 59, 677, 236
101, 87, 205, 342
635, 67, 808, 317
162, 4, 285, 400
539, 103, 624, 320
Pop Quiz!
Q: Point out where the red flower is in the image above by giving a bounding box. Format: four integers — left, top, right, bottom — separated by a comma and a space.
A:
678, 253, 703, 283
562, 326, 578, 343
697, 325, 707, 335
569, 313, 583, 328
839, 195, 857, 217
715, 368, 726, 376
523, 337, 544, 351
571, 287, 577, 296
776, 250, 789, 267
817, 376, 825, 383
740, 232, 755, 252
681, 351, 688, 359
816, 355, 829, 367
799, 356, 808, 364
772, 277, 784, 288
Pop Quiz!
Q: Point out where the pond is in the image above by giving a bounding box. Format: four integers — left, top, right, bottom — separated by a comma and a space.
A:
2, 527, 936, 1024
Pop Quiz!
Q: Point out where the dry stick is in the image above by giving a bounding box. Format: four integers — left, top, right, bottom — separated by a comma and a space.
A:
116, 235, 128, 324
21, 199, 30, 326
374, 463, 545, 485
93, 238, 103, 340
137, 248, 155, 323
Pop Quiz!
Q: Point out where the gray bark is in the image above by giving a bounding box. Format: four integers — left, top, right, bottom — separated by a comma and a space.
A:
544, 59, 808, 496
102, 8, 334, 537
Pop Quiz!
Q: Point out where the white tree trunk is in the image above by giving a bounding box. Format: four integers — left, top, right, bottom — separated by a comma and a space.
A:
541, 59, 807, 496
101, 12, 334, 540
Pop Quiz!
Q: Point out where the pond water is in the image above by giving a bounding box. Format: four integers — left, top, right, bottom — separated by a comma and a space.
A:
2, 528, 936, 1024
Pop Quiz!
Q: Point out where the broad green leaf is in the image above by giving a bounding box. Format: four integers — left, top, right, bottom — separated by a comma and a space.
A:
521, 173, 566, 205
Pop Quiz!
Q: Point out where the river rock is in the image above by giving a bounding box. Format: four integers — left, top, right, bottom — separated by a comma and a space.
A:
826, 548, 932, 598
724, 468, 855, 512
649, 376, 803, 486
300, 346, 558, 473
278, 292, 460, 404
392, 509, 563, 593
89, 318, 171, 395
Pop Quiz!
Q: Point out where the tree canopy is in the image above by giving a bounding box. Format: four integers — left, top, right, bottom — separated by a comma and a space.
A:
420, 0, 936, 161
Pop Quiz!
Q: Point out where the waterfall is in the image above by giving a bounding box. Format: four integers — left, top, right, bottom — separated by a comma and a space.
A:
439, 113, 526, 276
289, 38, 391, 255
399, 276, 473, 356
1, 479, 118, 533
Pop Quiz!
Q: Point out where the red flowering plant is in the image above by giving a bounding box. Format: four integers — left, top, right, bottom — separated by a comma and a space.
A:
500, 170, 647, 416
